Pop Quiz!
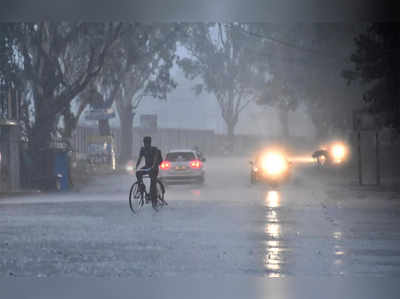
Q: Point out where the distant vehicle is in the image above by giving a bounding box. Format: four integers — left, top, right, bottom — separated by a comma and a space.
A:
125, 160, 135, 175
249, 149, 292, 187
312, 142, 349, 168
159, 149, 206, 184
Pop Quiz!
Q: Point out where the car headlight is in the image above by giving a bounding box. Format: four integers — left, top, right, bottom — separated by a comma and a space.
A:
261, 152, 288, 175
125, 165, 134, 172
331, 143, 347, 164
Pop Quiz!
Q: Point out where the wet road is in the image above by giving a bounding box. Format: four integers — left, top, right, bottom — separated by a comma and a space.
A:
1, 157, 400, 277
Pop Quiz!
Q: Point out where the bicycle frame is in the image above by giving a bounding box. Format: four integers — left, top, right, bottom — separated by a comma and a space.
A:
136, 168, 152, 197
129, 169, 167, 213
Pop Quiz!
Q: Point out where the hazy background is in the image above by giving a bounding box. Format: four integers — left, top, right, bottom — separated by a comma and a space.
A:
134, 66, 316, 137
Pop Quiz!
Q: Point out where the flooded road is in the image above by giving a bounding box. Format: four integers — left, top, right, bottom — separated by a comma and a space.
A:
1, 157, 400, 277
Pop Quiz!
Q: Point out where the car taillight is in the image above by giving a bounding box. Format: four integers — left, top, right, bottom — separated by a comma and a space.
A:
189, 160, 202, 169
160, 161, 171, 170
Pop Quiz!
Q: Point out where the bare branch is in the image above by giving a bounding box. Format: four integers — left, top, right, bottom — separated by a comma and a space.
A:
238, 98, 251, 114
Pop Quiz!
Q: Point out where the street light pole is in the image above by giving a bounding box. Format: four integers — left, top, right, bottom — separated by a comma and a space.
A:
376, 131, 381, 186
357, 130, 362, 186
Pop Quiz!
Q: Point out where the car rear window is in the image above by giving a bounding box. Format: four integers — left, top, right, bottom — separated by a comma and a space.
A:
166, 152, 196, 161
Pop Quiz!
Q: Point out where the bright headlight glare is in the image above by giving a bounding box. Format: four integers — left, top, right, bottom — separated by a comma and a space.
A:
261, 152, 287, 175
331, 143, 347, 163
126, 165, 134, 172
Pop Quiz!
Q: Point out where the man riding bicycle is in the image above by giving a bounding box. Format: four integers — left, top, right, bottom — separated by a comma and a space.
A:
135, 136, 163, 208
312, 149, 329, 167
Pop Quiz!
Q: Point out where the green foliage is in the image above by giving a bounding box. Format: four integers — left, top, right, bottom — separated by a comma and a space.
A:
95, 23, 180, 162
0, 24, 23, 117
241, 23, 364, 139
345, 23, 400, 130
1, 21, 123, 167
98, 23, 179, 108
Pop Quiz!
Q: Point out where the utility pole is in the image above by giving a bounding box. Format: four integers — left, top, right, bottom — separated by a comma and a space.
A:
353, 109, 381, 186
353, 110, 363, 186
357, 130, 362, 186
7, 88, 12, 120
376, 131, 380, 186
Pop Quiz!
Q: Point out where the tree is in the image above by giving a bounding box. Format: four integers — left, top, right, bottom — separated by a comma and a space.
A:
57, 83, 110, 141
343, 23, 400, 131
97, 23, 179, 163
247, 23, 363, 140
179, 23, 262, 151
0, 25, 22, 119
6, 21, 122, 173
302, 23, 364, 139
257, 77, 298, 138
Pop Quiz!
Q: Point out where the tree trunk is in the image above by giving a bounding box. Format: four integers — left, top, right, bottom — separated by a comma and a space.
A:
98, 119, 111, 136
312, 115, 330, 141
119, 108, 134, 164
226, 120, 236, 153
29, 111, 56, 178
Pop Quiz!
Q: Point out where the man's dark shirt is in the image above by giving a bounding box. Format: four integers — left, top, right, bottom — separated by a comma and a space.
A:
139, 146, 159, 168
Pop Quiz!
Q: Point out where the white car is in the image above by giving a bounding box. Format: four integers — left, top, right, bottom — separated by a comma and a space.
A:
159, 149, 205, 184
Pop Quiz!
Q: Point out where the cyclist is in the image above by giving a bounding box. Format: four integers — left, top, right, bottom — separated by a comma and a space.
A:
135, 136, 163, 207
312, 149, 329, 167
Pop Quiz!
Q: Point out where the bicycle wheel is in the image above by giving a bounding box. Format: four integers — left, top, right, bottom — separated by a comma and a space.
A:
156, 179, 167, 207
129, 181, 144, 214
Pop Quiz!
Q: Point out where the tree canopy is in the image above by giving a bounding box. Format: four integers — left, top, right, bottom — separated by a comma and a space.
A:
344, 23, 400, 131
179, 23, 264, 148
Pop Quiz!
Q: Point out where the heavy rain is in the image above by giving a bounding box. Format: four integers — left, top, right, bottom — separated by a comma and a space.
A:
1, 3, 400, 297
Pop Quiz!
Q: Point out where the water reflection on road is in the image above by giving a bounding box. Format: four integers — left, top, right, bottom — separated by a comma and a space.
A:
264, 190, 283, 277
333, 232, 345, 275
265, 191, 280, 208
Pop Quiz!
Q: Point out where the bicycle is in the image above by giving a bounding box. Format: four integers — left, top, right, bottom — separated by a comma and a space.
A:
129, 169, 167, 214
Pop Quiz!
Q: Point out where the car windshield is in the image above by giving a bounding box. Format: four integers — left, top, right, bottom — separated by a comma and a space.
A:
166, 152, 196, 161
